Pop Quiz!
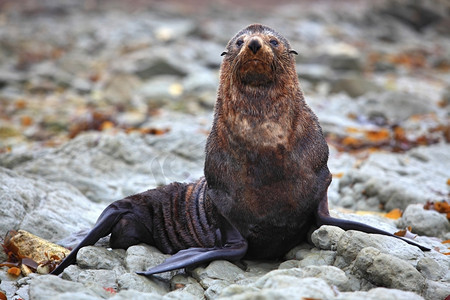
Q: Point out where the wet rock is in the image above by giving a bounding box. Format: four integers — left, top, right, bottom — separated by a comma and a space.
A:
400, 204, 450, 238
311, 225, 345, 251
354, 247, 426, 294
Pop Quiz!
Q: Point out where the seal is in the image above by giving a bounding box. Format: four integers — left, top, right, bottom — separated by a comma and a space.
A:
51, 24, 429, 276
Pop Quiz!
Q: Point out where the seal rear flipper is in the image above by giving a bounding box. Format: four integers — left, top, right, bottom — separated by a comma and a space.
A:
316, 195, 431, 251
138, 216, 248, 276
51, 202, 131, 275
137, 241, 248, 276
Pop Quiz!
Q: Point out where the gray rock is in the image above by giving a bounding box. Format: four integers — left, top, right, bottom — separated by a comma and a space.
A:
125, 244, 169, 274
336, 287, 425, 300
400, 204, 450, 238
117, 272, 169, 295
336, 230, 424, 266
284, 243, 313, 260
311, 225, 345, 250
3, 129, 207, 204
330, 76, 381, 98
253, 268, 305, 288
338, 144, 450, 211
204, 281, 230, 300
423, 280, 450, 300
0, 279, 18, 300
110, 289, 164, 300
191, 260, 245, 289
302, 265, 350, 291
169, 274, 204, 299
102, 72, 142, 105
297, 250, 337, 267
28, 275, 107, 300
77, 269, 118, 290
354, 247, 426, 294
257, 277, 336, 300
76, 246, 126, 270
61, 265, 82, 282
360, 91, 435, 123
416, 257, 449, 281
0, 167, 102, 241
134, 58, 187, 80
139, 76, 183, 107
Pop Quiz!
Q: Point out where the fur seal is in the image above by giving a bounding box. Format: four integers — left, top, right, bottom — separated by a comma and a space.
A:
51, 24, 429, 276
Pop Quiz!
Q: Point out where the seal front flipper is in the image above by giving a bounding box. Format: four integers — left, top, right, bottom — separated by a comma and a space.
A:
316, 195, 431, 251
51, 201, 132, 275
138, 217, 248, 276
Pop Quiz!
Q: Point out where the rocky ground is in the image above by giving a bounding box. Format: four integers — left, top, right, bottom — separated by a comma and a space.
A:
0, 0, 449, 299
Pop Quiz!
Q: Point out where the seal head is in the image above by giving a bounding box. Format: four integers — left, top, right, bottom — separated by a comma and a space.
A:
221, 24, 298, 90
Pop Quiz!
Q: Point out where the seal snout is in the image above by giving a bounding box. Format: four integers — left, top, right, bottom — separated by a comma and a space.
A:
248, 38, 262, 54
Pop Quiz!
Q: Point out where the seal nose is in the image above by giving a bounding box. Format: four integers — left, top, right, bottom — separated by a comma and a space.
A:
248, 38, 262, 54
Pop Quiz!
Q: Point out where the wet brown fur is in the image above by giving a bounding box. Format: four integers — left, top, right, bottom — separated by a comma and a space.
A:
205, 24, 331, 258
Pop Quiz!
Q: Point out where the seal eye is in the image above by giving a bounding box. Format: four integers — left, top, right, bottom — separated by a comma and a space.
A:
236, 39, 244, 47
270, 39, 279, 47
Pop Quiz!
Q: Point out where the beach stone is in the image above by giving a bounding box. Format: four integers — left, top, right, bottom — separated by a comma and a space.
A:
117, 272, 169, 295
336, 287, 425, 300
0, 167, 102, 241
360, 91, 434, 123
354, 247, 426, 294
125, 244, 169, 274
311, 225, 345, 250
338, 144, 450, 211
330, 76, 381, 98
336, 230, 424, 266
416, 257, 448, 281
28, 275, 107, 300
76, 246, 126, 270
400, 204, 450, 238
191, 260, 245, 289
423, 280, 450, 300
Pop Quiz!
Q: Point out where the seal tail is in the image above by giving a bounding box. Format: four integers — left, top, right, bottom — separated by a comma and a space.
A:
51, 202, 130, 275
316, 195, 431, 251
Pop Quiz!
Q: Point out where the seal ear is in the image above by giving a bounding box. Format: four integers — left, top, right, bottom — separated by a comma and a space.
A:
221, 50, 228, 56
289, 49, 298, 55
